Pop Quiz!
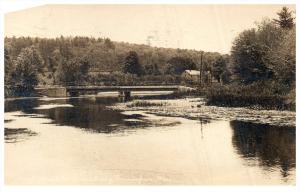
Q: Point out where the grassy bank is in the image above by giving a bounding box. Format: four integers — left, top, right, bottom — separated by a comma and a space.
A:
205, 82, 295, 111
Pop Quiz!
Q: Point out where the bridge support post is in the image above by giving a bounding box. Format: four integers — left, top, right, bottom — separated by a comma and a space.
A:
118, 91, 131, 102
124, 91, 131, 100
119, 91, 124, 97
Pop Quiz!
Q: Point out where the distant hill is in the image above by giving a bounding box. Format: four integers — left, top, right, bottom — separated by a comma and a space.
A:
5, 36, 225, 74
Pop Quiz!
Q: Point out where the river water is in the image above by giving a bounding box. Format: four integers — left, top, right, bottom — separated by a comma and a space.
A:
4, 94, 296, 185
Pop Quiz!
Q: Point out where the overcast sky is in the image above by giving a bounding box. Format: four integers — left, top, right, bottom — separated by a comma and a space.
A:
5, 4, 295, 53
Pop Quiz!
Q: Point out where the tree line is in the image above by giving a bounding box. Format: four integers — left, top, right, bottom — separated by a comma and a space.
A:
5, 33, 226, 96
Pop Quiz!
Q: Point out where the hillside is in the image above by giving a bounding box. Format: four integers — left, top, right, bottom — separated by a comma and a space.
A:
5, 36, 223, 74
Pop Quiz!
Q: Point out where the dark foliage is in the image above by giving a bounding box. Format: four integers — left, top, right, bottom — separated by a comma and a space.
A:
6, 46, 43, 96
206, 82, 295, 110
166, 56, 196, 74
212, 56, 227, 82
122, 51, 143, 76
4, 36, 224, 89
56, 56, 90, 86
231, 120, 295, 177
273, 7, 295, 29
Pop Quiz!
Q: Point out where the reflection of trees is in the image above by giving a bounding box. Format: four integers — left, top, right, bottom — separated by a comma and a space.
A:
230, 121, 295, 178
36, 97, 150, 133
5, 98, 39, 113
5, 128, 37, 143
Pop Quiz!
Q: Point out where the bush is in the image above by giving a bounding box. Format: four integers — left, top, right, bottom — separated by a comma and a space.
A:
206, 81, 294, 110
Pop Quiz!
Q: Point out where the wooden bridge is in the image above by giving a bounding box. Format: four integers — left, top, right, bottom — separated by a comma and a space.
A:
35, 85, 195, 98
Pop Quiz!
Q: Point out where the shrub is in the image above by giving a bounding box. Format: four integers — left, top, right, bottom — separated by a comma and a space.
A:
206, 81, 294, 110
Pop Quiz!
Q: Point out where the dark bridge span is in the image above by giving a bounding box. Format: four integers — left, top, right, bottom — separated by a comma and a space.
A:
35, 85, 195, 98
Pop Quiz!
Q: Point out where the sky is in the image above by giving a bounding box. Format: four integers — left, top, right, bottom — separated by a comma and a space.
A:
5, 4, 295, 54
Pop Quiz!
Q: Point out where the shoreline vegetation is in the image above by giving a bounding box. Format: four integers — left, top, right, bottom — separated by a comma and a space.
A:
204, 82, 296, 111
110, 97, 295, 127
4, 7, 295, 112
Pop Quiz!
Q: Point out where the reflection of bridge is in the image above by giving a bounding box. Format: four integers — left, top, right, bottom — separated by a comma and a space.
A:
35, 85, 195, 98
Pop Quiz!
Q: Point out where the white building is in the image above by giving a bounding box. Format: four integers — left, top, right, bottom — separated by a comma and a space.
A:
181, 70, 200, 83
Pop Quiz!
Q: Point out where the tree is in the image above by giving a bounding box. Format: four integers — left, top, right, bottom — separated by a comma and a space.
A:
231, 29, 272, 83
4, 36, 225, 87
8, 46, 44, 96
122, 51, 143, 76
58, 37, 73, 60
268, 27, 295, 85
273, 7, 295, 29
55, 56, 90, 86
257, 20, 284, 51
49, 49, 66, 84
144, 64, 154, 75
104, 38, 115, 49
144, 63, 161, 75
4, 48, 12, 84
152, 63, 161, 75
165, 56, 196, 75
212, 56, 226, 82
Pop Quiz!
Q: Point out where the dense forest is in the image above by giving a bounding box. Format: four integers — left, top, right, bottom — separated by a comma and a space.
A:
4, 7, 296, 110
4, 35, 227, 89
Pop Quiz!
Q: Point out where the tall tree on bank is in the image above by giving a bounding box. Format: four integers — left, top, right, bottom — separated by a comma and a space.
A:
8, 46, 44, 96
56, 56, 90, 86
230, 20, 286, 84
122, 51, 143, 76
231, 29, 270, 83
273, 7, 295, 29
268, 27, 295, 86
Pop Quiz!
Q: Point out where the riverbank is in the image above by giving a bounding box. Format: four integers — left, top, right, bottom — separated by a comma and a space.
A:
204, 83, 295, 111
110, 97, 296, 127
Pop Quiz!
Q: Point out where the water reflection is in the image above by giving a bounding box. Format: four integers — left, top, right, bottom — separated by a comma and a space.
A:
230, 120, 295, 178
35, 97, 151, 133
5, 98, 39, 113
5, 128, 38, 143
5, 96, 183, 136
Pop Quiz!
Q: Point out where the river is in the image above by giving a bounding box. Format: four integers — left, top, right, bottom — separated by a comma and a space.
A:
4, 93, 296, 185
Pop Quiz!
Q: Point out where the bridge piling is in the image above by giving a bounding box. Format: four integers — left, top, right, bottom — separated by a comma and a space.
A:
118, 91, 131, 101
124, 91, 131, 100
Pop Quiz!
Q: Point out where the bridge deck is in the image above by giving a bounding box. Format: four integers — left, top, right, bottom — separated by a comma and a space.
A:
65, 85, 180, 92
35, 85, 194, 97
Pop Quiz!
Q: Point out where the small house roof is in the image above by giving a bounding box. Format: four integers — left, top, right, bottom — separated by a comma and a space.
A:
184, 70, 200, 76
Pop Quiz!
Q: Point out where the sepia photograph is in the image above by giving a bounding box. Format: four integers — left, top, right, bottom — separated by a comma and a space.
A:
1, 0, 297, 188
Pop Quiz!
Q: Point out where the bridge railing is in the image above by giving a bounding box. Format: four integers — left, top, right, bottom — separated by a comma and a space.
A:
35, 82, 181, 88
